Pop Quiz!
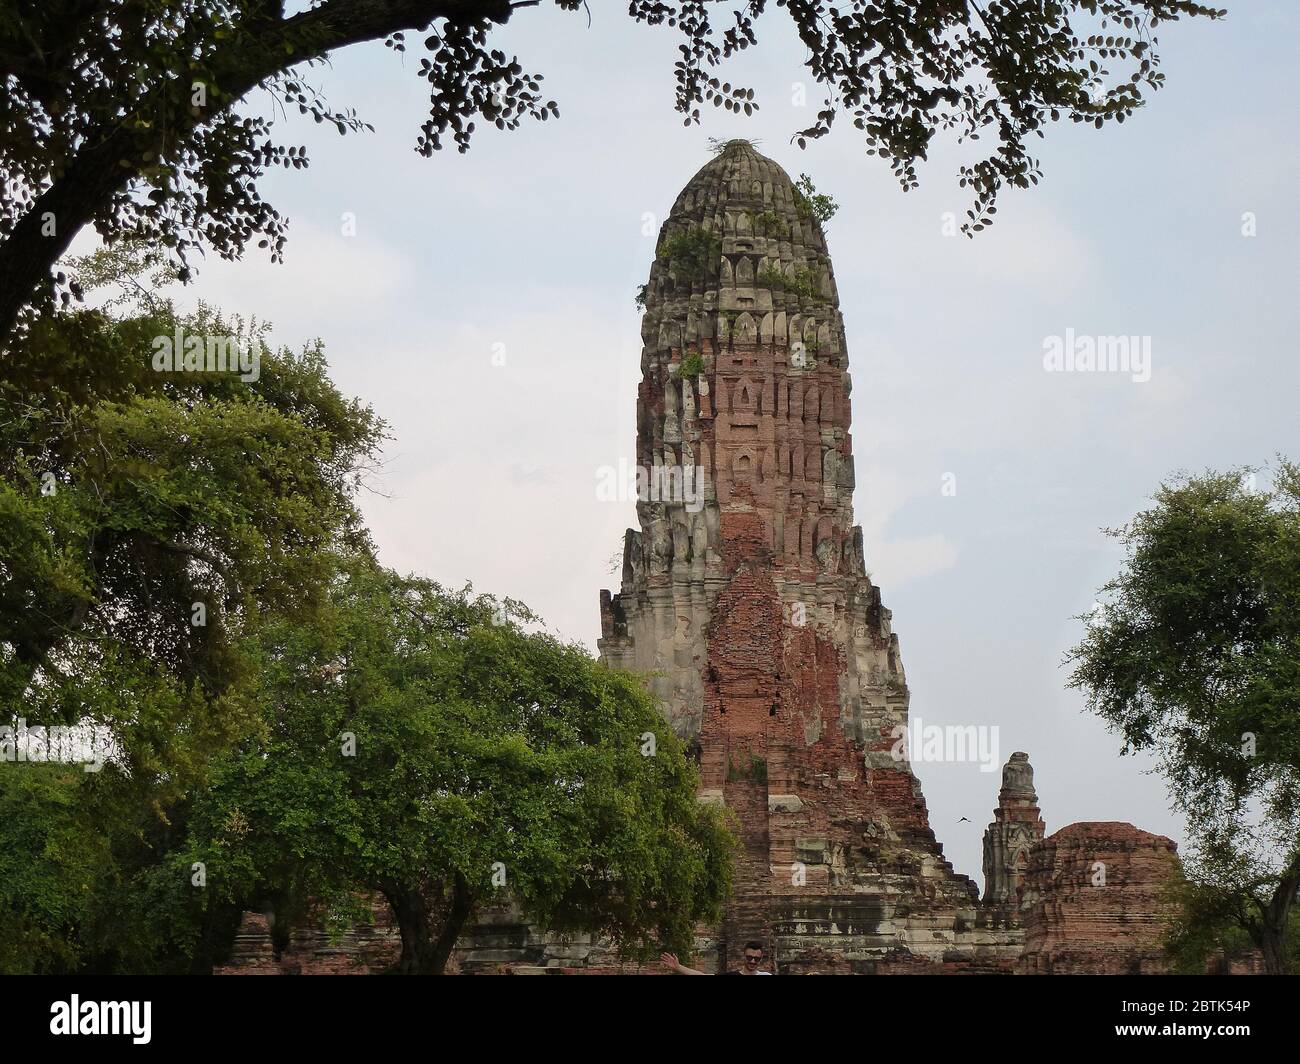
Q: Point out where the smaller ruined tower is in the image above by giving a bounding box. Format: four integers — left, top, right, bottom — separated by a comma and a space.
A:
982, 752, 1046, 920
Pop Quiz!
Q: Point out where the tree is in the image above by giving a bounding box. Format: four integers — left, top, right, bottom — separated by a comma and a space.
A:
1164, 864, 1300, 974
185, 558, 734, 974
0, 0, 1224, 348
0, 244, 384, 714
0, 256, 385, 971
0, 764, 112, 973
0, 755, 249, 973
1068, 462, 1300, 974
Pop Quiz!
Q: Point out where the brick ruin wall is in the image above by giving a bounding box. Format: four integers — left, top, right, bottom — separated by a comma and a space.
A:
1017, 822, 1182, 975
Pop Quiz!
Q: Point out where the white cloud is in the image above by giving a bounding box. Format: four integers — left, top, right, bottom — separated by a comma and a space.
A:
172, 222, 414, 345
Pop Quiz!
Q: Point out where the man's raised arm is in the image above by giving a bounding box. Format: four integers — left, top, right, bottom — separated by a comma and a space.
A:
660, 951, 705, 975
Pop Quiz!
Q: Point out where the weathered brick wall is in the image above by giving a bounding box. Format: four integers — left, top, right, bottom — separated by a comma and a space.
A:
1017, 822, 1181, 975
214, 907, 401, 976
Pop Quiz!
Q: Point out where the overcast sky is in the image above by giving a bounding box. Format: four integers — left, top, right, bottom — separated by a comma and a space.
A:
124, 2, 1299, 887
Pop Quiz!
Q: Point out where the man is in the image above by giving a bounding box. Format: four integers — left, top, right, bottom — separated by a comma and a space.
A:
660, 941, 771, 975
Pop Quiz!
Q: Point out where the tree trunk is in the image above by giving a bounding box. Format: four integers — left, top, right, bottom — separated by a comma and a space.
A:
0, 124, 137, 349
429, 872, 475, 974
388, 889, 441, 975
384, 874, 475, 975
1259, 870, 1298, 975
1259, 929, 1287, 975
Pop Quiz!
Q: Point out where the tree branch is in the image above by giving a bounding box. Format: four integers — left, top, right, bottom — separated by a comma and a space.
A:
0, 1, 538, 350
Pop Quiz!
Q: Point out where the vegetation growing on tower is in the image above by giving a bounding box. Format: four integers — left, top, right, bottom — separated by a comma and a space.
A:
659, 227, 722, 283
792, 174, 840, 226
676, 351, 706, 378
757, 263, 821, 300
748, 209, 789, 239
726, 754, 768, 784
708, 137, 760, 155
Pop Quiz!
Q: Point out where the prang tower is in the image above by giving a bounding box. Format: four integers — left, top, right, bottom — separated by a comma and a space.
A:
598, 142, 1020, 972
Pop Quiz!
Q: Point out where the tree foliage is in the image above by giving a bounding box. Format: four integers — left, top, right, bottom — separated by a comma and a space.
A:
1, 245, 383, 725
791, 173, 838, 226
185, 558, 735, 974
1068, 461, 1300, 973
0, 243, 731, 975
1164, 866, 1300, 975
0, 0, 1223, 347
0, 257, 385, 971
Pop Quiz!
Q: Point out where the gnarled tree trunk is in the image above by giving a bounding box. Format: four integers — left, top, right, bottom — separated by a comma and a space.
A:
383, 873, 475, 975
1258, 869, 1298, 975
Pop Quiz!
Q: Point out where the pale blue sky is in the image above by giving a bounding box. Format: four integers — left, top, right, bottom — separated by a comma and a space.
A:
131, 2, 1299, 886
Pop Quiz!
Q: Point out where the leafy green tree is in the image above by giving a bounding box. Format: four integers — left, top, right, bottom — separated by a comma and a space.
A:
1164, 868, 1300, 974
1, 245, 383, 721
0, 765, 111, 973
0, 0, 1224, 346
187, 558, 734, 974
0, 254, 385, 971
1068, 461, 1300, 974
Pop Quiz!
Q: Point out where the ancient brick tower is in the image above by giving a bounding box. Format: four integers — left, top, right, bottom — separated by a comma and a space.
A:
598, 142, 1022, 973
